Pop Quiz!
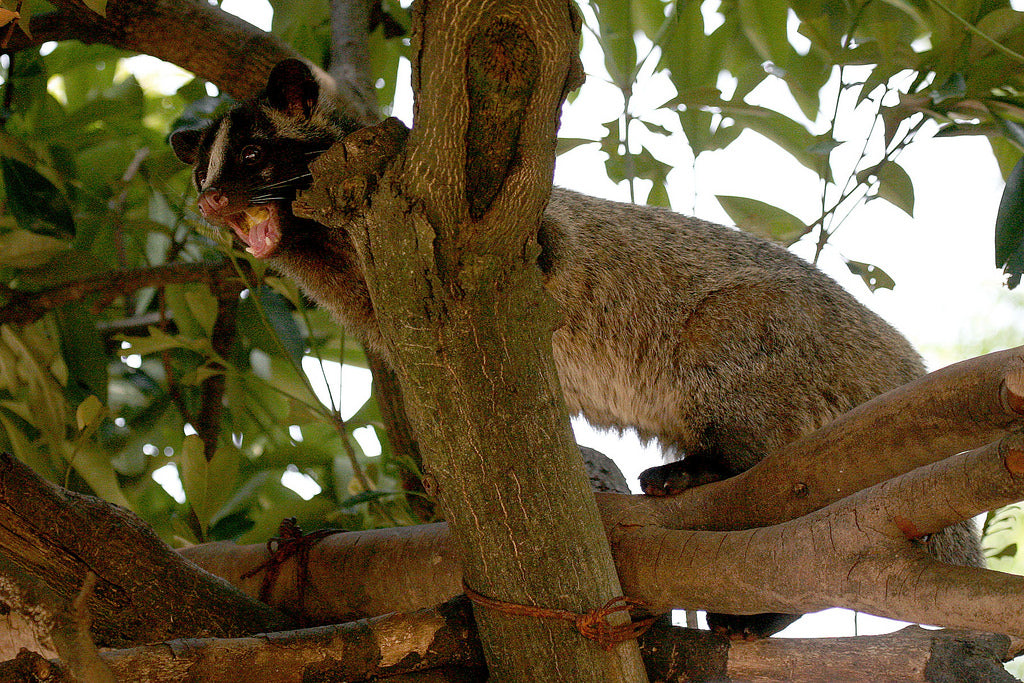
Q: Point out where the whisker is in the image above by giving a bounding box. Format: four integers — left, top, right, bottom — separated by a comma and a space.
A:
255, 172, 312, 192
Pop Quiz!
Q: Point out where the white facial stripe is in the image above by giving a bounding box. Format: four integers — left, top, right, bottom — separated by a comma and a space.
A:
202, 119, 231, 191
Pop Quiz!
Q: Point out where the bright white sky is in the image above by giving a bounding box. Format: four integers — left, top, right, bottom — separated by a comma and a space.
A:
141, 0, 1020, 641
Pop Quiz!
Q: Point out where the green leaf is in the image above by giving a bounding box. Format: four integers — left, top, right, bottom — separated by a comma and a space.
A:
69, 446, 132, 509
0, 411, 54, 478
716, 195, 810, 245
0, 229, 70, 268
632, 0, 670, 39
846, 260, 896, 291
592, 0, 637, 89
995, 153, 1024, 288
75, 395, 104, 431
556, 137, 596, 156
185, 287, 218, 338
339, 490, 394, 509
254, 284, 305, 363
0, 157, 75, 239
178, 436, 241, 535
738, 0, 790, 64
671, 89, 828, 178
57, 308, 109, 404
119, 326, 212, 358
858, 161, 915, 216
989, 136, 1023, 181
81, 0, 106, 17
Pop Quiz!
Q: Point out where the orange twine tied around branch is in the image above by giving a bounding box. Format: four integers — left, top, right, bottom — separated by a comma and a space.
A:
462, 580, 656, 651
242, 517, 345, 613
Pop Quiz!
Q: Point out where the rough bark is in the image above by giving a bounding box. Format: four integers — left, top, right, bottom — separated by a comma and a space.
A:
0, 599, 486, 683
3, 356, 1024, 675
0, 453, 294, 649
298, 0, 647, 680
178, 432, 1024, 634
0, 600, 1013, 683
7, 0, 378, 123
15, 0, 295, 102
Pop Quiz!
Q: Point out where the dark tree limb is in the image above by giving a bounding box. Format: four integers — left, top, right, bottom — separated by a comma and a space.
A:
11, 0, 296, 102
173, 347, 1024, 633
0, 453, 294, 648
5, 0, 376, 122
328, 0, 381, 124
0, 262, 247, 326
0, 598, 1013, 683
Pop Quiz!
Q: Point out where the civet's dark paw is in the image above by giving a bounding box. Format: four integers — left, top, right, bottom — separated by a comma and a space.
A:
638, 457, 732, 496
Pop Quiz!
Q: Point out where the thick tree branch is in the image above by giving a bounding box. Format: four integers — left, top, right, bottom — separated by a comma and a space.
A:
613, 432, 1024, 626
171, 349, 1024, 636
6, 0, 375, 121
598, 344, 1024, 532
1, 599, 1013, 682
180, 434, 1024, 635
0, 453, 294, 648
9, 0, 294, 101
328, 0, 380, 124
334, 0, 646, 678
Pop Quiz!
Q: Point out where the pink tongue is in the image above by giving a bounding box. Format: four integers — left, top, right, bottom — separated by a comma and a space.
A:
247, 218, 275, 257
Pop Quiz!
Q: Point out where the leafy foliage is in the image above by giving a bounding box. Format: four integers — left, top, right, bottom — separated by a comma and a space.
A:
583, 0, 1024, 278
0, 31, 417, 545
0, 0, 1021, 550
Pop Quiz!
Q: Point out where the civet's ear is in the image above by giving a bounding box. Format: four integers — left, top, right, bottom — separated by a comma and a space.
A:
265, 58, 320, 120
169, 127, 205, 165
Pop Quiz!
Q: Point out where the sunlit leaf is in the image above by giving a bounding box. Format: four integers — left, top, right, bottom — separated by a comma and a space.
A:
178, 437, 241, 535
75, 395, 104, 431
0, 8, 18, 28
556, 137, 596, 156
185, 287, 218, 338
0, 230, 70, 269
81, 0, 107, 16
738, 0, 790, 63
118, 326, 213, 358
716, 195, 809, 245
69, 446, 131, 510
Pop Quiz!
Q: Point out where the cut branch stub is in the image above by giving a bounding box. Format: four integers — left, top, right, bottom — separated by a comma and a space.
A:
293, 117, 410, 225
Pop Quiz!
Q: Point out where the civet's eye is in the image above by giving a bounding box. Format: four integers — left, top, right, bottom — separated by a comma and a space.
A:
240, 145, 263, 165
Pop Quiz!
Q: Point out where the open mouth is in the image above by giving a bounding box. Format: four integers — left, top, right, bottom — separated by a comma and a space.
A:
226, 204, 282, 259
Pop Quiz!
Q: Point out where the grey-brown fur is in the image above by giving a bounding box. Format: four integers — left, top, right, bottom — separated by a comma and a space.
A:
171, 60, 982, 637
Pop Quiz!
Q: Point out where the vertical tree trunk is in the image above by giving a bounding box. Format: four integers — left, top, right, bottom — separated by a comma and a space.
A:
307, 0, 650, 680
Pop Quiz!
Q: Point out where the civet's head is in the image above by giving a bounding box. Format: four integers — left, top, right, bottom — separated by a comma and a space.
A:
170, 59, 358, 258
